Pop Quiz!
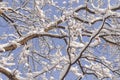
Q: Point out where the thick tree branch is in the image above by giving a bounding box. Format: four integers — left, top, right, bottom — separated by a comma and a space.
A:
0, 67, 18, 80
111, 4, 120, 11
1, 33, 67, 52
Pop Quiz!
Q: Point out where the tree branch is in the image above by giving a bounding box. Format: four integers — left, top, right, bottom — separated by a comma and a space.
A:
1, 33, 67, 52
44, 5, 95, 32
0, 67, 19, 80
72, 18, 106, 64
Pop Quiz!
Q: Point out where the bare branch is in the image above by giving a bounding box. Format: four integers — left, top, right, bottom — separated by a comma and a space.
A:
72, 18, 106, 64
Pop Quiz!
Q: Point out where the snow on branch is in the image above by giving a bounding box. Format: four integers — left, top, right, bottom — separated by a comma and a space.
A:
110, 4, 120, 11
91, 0, 120, 15
0, 33, 67, 52
44, 5, 95, 32
74, 10, 119, 25
0, 66, 18, 80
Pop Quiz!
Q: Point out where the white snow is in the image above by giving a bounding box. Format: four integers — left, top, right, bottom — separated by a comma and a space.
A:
90, 37, 101, 47
70, 41, 85, 48
0, 45, 5, 52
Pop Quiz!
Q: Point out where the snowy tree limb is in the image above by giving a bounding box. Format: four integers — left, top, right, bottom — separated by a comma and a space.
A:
1, 33, 67, 52
0, 67, 18, 80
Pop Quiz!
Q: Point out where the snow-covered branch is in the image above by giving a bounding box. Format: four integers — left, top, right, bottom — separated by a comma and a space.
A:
0, 32, 67, 52
0, 66, 18, 80
44, 5, 96, 32
72, 18, 106, 64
